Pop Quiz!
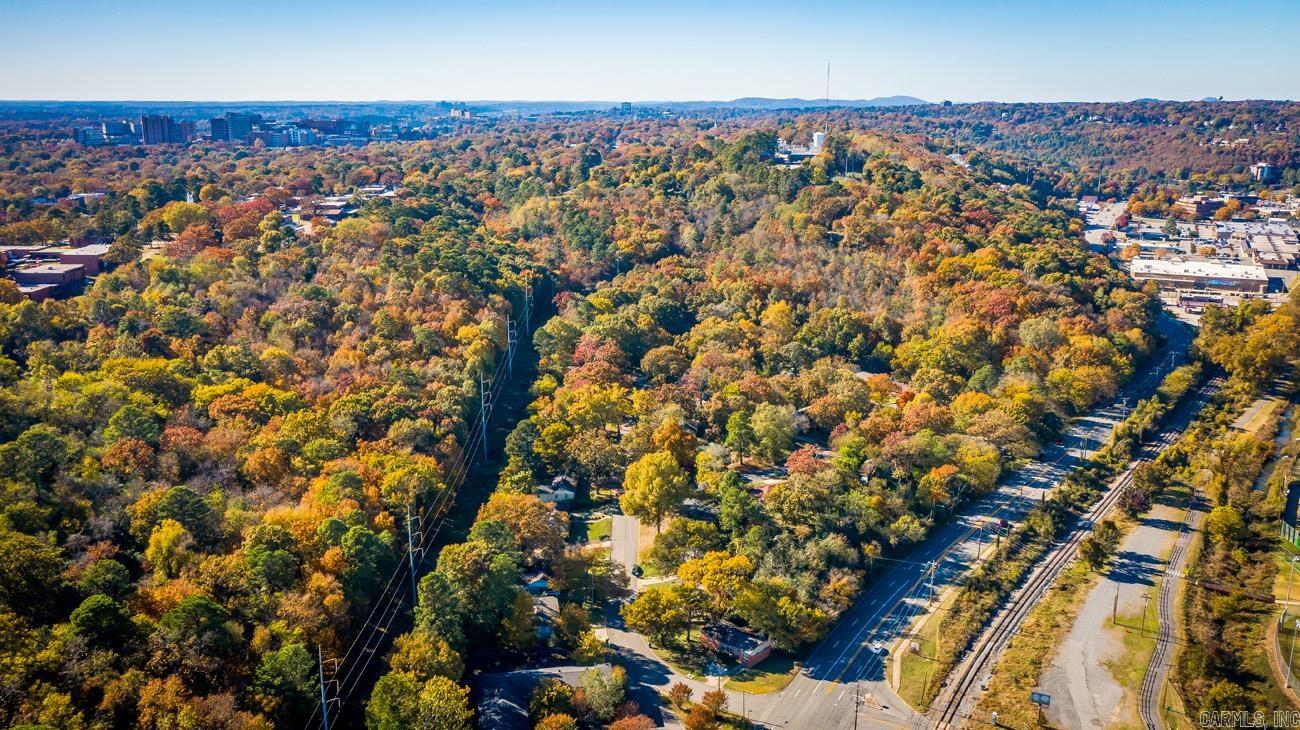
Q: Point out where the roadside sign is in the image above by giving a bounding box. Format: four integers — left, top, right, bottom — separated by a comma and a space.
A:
1031, 691, 1051, 706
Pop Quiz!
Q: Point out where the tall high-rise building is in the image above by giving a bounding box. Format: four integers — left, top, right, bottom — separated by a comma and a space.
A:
208, 112, 262, 142
226, 113, 261, 141
140, 115, 192, 145
139, 115, 173, 145
101, 120, 131, 137
210, 116, 229, 141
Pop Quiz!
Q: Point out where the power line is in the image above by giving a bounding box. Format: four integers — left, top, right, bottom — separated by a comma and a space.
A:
303, 284, 537, 728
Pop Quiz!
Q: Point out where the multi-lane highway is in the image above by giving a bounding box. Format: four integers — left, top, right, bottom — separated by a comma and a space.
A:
929, 374, 1222, 729
607, 315, 1199, 729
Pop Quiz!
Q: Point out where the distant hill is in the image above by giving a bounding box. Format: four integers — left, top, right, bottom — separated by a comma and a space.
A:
0, 96, 930, 120
704, 96, 929, 109
474, 96, 929, 114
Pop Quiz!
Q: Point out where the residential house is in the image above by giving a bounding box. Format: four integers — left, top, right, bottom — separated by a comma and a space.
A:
521, 571, 550, 595
476, 664, 614, 730
532, 595, 559, 641
536, 475, 576, 508
700, 622, 773, 668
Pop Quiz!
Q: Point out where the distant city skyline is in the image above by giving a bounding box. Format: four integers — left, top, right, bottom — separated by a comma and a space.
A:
1, 0, 1297, 103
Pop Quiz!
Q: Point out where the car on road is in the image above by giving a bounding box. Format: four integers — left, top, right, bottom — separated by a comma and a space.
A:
631, 564, 643, 577
869, 642, 888, 657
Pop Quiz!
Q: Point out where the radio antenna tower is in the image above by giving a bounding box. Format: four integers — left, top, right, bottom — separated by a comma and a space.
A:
824, 62, 831, 137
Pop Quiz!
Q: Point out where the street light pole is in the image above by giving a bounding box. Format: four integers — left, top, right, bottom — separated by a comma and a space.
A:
1286, 556, 1299, 626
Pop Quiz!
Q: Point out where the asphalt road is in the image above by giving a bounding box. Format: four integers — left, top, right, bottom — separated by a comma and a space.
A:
931, 371, 1220, 728
606, 315, 1194, 730
611, 514, 641, 591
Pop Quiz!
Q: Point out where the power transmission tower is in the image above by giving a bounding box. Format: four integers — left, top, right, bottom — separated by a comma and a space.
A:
507, 318, 517, 378
318, 645, 331, 730
406, 504, 419, 598
478, 369, 490, 461
524, 282, 533, 334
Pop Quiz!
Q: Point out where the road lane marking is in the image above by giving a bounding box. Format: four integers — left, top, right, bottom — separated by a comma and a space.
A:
805, 346, 1184, 695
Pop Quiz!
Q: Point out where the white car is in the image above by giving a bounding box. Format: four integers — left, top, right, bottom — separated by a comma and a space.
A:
869, 642, 888, 657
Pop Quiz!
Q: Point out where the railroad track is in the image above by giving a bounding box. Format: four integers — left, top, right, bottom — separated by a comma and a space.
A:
931, 377, 1222, 729
1137, 486, 1203, 728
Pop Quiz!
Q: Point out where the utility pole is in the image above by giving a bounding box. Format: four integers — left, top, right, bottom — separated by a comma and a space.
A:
976, 521, 984, 559
406, 504, 419, 598
478, 369, 490, 461
523, 282, 533, 334
1139, 592, 1151, 636
506, 318, 517, 378
317, 645, 331, 730
927, 561, 936, 603
1112, 586, 1119, 625
853, 682, 860, 730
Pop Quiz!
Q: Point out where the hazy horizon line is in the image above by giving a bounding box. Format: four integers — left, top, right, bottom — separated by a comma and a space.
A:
1, 96, 1294, 106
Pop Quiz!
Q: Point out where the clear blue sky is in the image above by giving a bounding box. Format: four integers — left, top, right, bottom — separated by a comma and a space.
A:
2, 0, 1296, 102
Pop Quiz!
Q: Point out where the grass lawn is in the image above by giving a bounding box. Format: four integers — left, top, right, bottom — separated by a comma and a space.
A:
657, 693, 752, 729
1105, 597, 1161, 730
724, 653, 798, 694
637, 560, 667, 578
1273, 547, 1300, 602
1237, 395, 1285, 439
572, 516, 612, 544
1274, 548, 1300, 690
895, 585, 961, 710
650, 626, 712, 680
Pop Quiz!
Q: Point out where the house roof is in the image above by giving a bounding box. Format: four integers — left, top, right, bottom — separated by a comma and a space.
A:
476, 664, 612, 730
702, 621, 770, 652
532, 595, 560, 621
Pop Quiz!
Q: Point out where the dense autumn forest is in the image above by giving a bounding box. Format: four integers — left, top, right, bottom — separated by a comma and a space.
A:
0, 104, 1295, 729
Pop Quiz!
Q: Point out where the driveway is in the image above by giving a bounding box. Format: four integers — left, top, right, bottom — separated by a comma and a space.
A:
612, 514, 641, 591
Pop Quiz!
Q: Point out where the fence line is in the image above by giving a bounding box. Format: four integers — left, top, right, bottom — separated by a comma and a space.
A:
1282, 522, 1300, 550
1276, 613, 1300, 692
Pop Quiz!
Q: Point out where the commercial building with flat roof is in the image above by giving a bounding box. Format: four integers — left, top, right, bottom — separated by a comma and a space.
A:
13, 262, 86, 285
1129, 258, 1268, 293
18, 284, 57, 302
40, 244, 111, 274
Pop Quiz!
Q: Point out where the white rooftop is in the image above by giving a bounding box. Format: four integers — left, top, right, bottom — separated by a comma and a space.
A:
1130, 258, 1268, 281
